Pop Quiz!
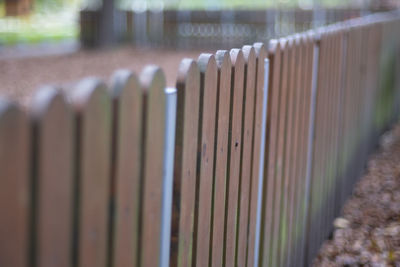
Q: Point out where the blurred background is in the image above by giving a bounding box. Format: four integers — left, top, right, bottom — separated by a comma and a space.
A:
0, 0, 399, 50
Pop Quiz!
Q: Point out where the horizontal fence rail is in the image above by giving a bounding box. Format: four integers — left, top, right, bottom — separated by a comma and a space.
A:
1, 9, 400, 267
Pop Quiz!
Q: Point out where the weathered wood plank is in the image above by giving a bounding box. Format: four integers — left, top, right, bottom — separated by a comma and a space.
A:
194, 54, 218, 267
0, 99, 30, 267
140, 66, 167, 267
225, 49, 245, 267
247, 42, 267, 267
297, 34, 314, 265
301, 33, 317, 266
315, 31, 328, 254
211, 50, 232, 267
270, 38, 289, 267
279, 37, 295, 267
237, 45, 256, 267
31, 88, 73, 267
71, 79, 111, 267
110, 70, 142, 267
171, 59, 201, 267
286, 36, 303, 267
294, 34, 312, 265
260, 40, 281, 267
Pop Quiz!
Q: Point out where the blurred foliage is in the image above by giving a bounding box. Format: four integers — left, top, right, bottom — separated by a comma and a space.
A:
0, 0, 79, 45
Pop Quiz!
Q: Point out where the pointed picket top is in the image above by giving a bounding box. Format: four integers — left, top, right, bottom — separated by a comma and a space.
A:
140, 65, 166, 94
250, 41, 268, 267
236, 44, 257, 267
285, 36, 300, 266
271, 35, 293, 267
139, 65, 167, 267
279, 37, 288, 50
225, 48, 245, 267
195, 53, 218, 267
70, 78, 112, 267
197, 53, 218, 75
260, 38, 283, 267
211, 49, 232, 267
0, 98, 30, 267
109, 70, 142, 267
71, 78, 109, 111
269, 39, 280, 55
31, 87, 74, 267
289, 33, 307, 266
172, 58, 201, 267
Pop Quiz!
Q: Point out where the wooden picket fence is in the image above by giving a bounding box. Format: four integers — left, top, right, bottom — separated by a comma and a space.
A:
1, 10, 400, 267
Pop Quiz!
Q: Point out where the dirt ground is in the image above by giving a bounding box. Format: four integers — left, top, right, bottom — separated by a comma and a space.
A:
0, 45, 209, 105
314, 122, 400, 266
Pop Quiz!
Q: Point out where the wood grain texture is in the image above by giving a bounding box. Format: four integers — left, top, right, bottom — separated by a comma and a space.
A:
31, 88, 74, 267
71, 79, 111, 267
303, 32, 316, 266
340, 27, 350, 209
294, 35, 312, 266
0, 99, 30, 267
247, 42, 267, 267
211, 50, 232, 267
319, 32, 330, 249
293, 35, 308, 265
140, 66, 167, 267
329, 30, 339, 239
237, 45, 257, 267
260, 40, 281, 267
335, 28, 347, 218
110, 70, 142, 267
194, 54, 218, 267
311, 31, 328, 259
271, 38, 289, 267
225, 49, 245, 267
317, 31, 328, 255
171, 59, 201, 267
306, 33, 318, 261
279, 38, 295, 267
286, 36, 302, 267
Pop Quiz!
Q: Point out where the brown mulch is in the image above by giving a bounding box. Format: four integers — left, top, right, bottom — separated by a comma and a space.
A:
314, 123, 400, 267
0, 46, 207, 106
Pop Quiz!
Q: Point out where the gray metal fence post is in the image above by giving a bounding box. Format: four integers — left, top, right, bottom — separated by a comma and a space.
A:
253, 58, 270, 267
160, 87, 177, 267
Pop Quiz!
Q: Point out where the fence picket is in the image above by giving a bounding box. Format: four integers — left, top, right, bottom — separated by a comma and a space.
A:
211, 50, 232, 267
171, 59, 201, 267
248, 42, 267, 267
260, 40, 281, 267
291, 35, 308, 266
286, 36, 302, 267
139, 66, 167, 267
71, 79, 111, 267
109, 71, 142, 267
194, 54, 218, 267
297, 34, 314, 266
0, 99, 30, 267
280, 37, 296, 267
237, 45, 257, 267
225, 49, 245, 267
31, 88, 73, 267
271, 38, 289, 267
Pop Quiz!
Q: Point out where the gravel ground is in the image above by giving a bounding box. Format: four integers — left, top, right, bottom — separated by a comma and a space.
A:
0, 45, 207, 106
314, 122, 400, 266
